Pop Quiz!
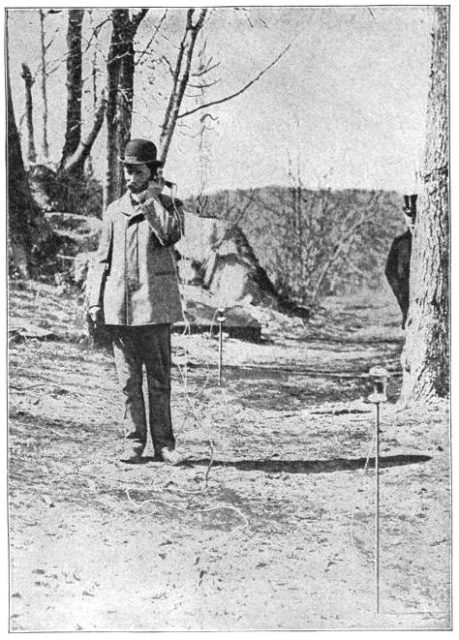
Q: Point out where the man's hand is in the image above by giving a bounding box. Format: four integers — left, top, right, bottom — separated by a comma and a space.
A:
86, 305, 111, 348
88, 306, 103, 326
137, 180, 163, 205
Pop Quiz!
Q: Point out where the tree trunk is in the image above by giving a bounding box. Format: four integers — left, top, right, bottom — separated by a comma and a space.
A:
60, 9, 84, 174
104, 9, 147, 208
39, 9, 50, 160
20, 63, 36, 164
7, 68, 36, 276
400, 7, 449, 402
159, 9, 207, 165
63, 92, 107, 177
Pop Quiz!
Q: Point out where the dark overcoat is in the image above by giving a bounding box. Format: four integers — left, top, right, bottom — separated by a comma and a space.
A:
385, 229, 412, 328
88, 190, 184, 326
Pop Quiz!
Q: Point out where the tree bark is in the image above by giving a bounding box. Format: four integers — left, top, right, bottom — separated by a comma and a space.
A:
63, 92, 107, 177
20, 63, 36, 164
104, 9, 148, 208
7, 67, 36, 276
39, 9, 50, 160
60, 9, 84, 173
400, 7, 449, 402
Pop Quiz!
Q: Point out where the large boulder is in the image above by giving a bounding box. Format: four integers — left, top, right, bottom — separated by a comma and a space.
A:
177, 214, 279, 308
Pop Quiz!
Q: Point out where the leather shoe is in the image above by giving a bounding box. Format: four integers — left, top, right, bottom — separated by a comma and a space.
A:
160, 448, 182, 466
120, 454, 142, 464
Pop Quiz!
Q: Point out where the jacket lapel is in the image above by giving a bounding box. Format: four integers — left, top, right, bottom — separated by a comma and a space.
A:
119, 191, 138, 217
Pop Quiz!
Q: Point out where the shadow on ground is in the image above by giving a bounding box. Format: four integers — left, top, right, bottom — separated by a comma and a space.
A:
187, 454, 432, 474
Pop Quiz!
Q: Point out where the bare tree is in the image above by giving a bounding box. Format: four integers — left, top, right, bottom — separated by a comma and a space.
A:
8, 66, 38, 276
159, 8, 208, 163
104, 8, 148, 206
15, 7, 293, 217
60, 9, 85, 173
157, 9, 291, 168
38, 9, 50, 160
400, 7, 449, 402
62, 95, 107, 179
246, 163, 385, 306
58, 9, 107, 180
58, 7, 290, 208
16, 10, 107, 215
20, 63, 36, 164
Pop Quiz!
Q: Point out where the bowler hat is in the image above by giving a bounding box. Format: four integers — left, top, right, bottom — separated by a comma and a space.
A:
120, 139, 163, 166
403, 194, 417, 216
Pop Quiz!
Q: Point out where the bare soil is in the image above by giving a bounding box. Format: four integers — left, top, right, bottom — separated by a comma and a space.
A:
8, 279, 450, 631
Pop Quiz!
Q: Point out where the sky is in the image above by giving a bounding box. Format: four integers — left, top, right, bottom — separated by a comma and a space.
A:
6, 5, 434, 198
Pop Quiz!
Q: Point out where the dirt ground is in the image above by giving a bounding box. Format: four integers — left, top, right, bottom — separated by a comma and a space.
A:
8, 279, 451, 631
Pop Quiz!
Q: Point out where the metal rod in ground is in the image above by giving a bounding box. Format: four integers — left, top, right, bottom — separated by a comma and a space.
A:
218, 320, 223, 386
375, 401, 380, 614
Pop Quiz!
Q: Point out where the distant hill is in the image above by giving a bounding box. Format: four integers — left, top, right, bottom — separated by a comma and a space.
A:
185, 186, 406, 303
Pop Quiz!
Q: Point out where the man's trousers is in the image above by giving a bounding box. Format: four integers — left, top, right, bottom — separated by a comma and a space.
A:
112, 324, 175, 456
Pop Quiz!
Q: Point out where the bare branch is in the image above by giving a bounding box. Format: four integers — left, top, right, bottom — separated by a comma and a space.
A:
234, 7, 254, 28
192, 60, 221, 77
159, 8, 208, 162
188, 78, 220, 90
137, 10, 168, 65
44, 25, 61, 52
178, 43, 291, 119
311, 212, 368, 300
160, 54, 175, 77
160, 11, 195, 141
200, 113, 219, 123
83, 16, 111, 53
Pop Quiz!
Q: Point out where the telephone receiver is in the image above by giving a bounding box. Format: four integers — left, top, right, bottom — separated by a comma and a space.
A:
154, 168, 175, 190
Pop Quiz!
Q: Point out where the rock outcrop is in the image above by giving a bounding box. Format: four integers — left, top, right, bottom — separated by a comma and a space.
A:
177, 214, 280, 309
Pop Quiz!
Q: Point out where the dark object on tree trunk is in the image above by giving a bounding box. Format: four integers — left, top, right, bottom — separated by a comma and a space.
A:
385, 229, 411, 328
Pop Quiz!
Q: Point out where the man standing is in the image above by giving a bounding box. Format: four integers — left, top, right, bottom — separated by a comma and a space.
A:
385, 194, 417, 329
88, 139, 183, 464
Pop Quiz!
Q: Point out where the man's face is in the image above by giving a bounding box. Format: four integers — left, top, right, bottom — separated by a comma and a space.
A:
124, 163, 151, 193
